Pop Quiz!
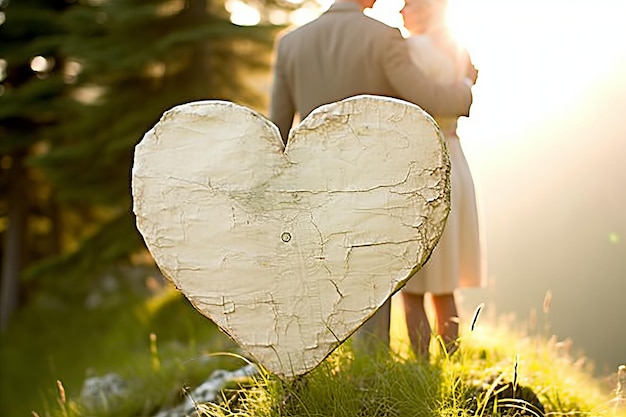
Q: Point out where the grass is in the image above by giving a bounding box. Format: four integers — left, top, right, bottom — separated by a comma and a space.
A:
203, 308, 624, 417
1, 281, 624, 417
0, 279, 239, 417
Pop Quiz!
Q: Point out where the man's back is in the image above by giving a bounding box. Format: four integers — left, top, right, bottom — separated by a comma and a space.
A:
273, 4, 401, 118
269, 1, 471, 143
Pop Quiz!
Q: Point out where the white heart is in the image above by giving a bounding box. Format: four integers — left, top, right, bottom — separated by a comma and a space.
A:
132, 95, 450, 378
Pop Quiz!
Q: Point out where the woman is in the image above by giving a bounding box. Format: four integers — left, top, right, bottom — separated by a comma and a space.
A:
399, 0, 484, 357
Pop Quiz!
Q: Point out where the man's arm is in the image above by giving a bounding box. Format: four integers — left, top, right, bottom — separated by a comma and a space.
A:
383, 29, 472, 117
269, 39, 296, 145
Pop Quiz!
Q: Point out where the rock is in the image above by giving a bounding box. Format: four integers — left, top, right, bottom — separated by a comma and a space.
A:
153, 363, 259, 417
80, 372, 128, 412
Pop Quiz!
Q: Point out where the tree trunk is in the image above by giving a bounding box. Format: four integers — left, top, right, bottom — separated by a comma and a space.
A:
1, 151, 27, 331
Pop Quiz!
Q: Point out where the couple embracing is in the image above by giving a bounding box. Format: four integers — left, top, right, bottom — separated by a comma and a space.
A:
269, 0, 483, 358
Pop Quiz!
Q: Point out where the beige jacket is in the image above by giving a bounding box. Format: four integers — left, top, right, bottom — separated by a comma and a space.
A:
269, 1, 472, 142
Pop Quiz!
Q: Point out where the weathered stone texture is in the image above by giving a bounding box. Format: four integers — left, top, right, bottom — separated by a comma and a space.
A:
132, 95, 450, 378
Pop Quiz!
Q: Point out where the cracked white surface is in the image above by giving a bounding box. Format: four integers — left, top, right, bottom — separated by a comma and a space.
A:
132, 95, 450, 378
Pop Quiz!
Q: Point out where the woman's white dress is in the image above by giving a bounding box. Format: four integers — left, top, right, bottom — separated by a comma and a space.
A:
402, 35, 484, 294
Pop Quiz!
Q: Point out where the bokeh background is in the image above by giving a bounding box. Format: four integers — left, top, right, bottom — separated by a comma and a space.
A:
374, 0, 626, 375
1, 0, 625, 415
252, 0, 626, 375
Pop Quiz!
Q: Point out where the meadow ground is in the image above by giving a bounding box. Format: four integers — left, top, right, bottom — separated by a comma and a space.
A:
1, 284, 624, 417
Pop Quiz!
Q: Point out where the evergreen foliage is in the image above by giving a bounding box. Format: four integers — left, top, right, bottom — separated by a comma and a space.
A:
0, 0, 74, 329
0, 0, 283, 320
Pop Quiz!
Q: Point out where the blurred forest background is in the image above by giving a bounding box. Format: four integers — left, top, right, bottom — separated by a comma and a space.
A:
0, 0, 297, 414
1, 0, 625, 415
0, 0, 293, 331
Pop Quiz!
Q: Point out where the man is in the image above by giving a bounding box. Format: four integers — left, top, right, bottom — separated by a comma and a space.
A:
268, 0, 472, 350
269, 0, 472, 144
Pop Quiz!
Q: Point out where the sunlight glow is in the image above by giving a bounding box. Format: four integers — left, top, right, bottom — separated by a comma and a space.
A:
608, 233, 620, 245
268, 9, 290, 25
227, 0, 261, 26
72, 85, 105, 104
30, 56, 54, 73
367, 0, 479, 41
364, 0, 626, 165
366, 0, 626, 371
229, 0, 329, 27
146, 61, 166, 78
157, 0, 185, 17
289, 5, 321, 26
0, 59, 6, 82
364, 0, 407, 32
63, 60, 82, 84
366, 0, 404, 31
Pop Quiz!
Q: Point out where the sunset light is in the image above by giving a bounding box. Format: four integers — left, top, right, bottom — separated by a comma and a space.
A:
4, 1, 625, 414
226, 0, 261, 25
228, 0, 626, 372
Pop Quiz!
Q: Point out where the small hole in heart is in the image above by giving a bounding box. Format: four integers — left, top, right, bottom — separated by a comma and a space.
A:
281, 232, 291, 243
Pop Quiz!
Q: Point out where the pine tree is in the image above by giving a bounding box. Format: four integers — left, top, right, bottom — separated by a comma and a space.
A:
1, 0, 283, 324
0, 0, 74, 329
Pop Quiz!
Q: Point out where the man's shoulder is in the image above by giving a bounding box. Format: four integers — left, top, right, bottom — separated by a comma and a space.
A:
360, 14, 400, 32
280, 8, 398, 41
277, 20, 317, 45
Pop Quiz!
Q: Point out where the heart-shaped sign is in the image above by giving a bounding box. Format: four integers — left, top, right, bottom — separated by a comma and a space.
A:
132, 95, 450, 378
